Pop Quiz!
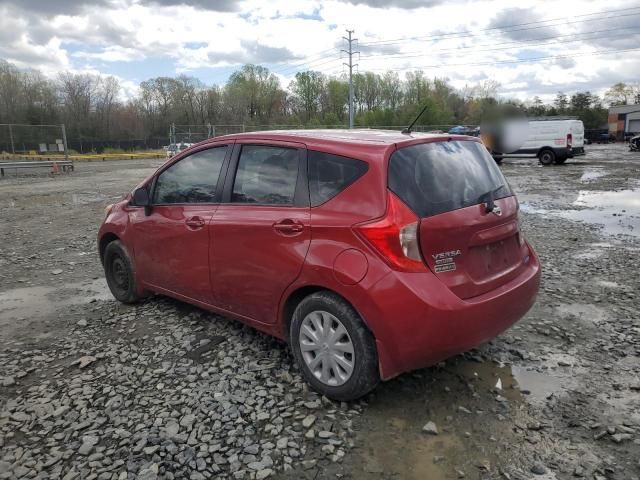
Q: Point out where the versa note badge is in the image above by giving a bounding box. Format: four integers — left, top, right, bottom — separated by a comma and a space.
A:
492, 205, 503, 216
432, 250, 461, 273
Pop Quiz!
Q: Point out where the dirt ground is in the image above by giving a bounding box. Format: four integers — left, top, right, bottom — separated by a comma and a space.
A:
0, 144, 639, 480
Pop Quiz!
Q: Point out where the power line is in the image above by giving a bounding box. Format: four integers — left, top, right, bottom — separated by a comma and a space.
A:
268, 47, 341, 76
352, 47, 640, 73
358, 26, 639, 60
358, 28, 640, 62
358, 7, 640, 47
271, 55, 342, 77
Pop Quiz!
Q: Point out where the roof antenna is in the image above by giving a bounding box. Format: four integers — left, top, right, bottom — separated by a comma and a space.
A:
402, 104, 428, 134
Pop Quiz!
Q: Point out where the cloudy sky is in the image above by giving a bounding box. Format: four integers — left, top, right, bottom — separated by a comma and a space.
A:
1, 0, 639, 102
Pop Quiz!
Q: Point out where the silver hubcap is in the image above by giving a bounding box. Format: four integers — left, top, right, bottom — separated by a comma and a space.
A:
299, 311, 355, 386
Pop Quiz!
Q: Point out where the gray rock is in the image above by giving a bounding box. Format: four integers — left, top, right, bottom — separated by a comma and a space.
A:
137, 463, 159, 480
78, 443, 94, 456
180, 414, 196, 427
165, 422, 180, 437
302, 415, 316, 428
611, 433, 632, 443
256, 469, 273, 480
11, 412, 30, 422
1, 376, 15, 387
244, 444, 260, 455
530, 463, 547, 475
422, 421, 439, 435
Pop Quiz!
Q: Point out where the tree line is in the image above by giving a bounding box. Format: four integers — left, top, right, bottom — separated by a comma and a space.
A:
1, 58, 638, 151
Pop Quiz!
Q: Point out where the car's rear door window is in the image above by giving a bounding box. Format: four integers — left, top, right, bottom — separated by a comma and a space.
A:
231, 145, 299, 204
153, 146, 227, 204
308, 151, 368, 207
388, 141, 512, 217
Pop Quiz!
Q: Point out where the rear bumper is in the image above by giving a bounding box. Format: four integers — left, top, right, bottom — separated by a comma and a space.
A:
570, 146, 585, 156
364, 243, 541, 380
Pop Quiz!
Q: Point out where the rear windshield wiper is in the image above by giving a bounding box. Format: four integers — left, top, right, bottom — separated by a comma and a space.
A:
478, 185, 504, 213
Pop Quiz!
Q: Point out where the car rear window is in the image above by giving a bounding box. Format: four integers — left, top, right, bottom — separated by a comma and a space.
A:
308, 151, 368, 207
388, 140, 512, 217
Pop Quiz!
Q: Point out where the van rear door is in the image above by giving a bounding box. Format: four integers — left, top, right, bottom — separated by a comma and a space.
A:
388, 140, 530, 299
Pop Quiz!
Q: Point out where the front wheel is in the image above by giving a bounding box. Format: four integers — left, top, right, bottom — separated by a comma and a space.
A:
290, 291, 379, 401
104, 240, 140, 304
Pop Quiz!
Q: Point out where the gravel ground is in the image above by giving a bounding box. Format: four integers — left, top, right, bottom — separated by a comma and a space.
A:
0, 144, 639, 480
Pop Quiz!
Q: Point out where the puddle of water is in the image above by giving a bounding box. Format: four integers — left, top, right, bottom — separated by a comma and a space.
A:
580, 169, 607, 182
451, 361, 573, 406
520, 185, 640, 238
595, 280, 625, 289
0, 278, 113, 326
351, 359, 571, 479
556, 303, 609, 324
511, 367, 571, 403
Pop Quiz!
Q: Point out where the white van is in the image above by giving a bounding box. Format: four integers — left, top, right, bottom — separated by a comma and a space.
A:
494, 119, 585, 165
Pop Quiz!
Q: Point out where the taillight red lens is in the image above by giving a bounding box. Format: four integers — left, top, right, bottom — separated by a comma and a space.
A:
567, 133, 572, 147
356, 192, 427, 272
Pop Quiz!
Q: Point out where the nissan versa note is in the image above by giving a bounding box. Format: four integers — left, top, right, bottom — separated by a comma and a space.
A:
98, 130, 541, 401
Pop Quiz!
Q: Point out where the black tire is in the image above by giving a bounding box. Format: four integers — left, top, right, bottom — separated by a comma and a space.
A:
104, 240, 140, 304
493, 157, 503, 165
538, 149, 556, 166
290, 291, 379, 401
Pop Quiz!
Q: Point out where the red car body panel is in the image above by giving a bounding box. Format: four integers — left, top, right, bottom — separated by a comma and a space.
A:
131, 204, 217, 303
98, 130, 541, 381
209, 203, 311, 322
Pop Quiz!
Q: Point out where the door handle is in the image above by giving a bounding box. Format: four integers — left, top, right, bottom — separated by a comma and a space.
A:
185, 216, 205, 229
273, 220, 304, 235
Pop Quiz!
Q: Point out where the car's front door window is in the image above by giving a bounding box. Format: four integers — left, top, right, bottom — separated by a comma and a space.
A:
154, 146, 227, 204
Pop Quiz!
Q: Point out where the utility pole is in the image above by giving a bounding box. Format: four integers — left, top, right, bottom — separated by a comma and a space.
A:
342, 30, 358, 129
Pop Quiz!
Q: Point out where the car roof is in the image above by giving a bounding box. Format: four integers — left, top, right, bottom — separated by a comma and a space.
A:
182, 129, 480, 166
211, 129, 458, 148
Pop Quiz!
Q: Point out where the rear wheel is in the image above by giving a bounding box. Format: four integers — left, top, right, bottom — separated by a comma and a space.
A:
290, 291, 379, 401
104, 240, 140, 304
538, 149, 556, 166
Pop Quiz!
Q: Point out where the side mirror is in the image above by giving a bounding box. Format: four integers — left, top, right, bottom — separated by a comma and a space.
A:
133, 187, 152, 216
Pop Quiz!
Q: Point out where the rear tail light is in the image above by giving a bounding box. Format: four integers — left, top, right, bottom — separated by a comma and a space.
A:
567, 133, 572, 147
355, 192, 427, 272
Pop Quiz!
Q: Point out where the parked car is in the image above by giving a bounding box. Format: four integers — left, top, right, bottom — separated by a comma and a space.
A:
166, 143, 192, 158
98, 130, 541, 400
491, 119, 586, 165
448, 125, 479, 136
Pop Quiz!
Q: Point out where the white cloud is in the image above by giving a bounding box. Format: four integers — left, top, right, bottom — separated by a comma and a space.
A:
0, 0, 638, 101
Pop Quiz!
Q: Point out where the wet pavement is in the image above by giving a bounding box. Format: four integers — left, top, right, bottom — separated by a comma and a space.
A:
0, 144, 639, 480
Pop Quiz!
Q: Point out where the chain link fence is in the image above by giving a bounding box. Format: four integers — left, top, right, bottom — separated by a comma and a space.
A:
0, 124, 68, 157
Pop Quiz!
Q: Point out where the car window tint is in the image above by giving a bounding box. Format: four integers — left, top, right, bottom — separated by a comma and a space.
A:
308, 151, 368, 207
232, 145, 299, 204
153, 146, 226, 204
388, 141, 512, 217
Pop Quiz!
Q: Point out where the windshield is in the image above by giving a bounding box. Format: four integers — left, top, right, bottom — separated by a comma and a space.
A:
388, 140, 512, 217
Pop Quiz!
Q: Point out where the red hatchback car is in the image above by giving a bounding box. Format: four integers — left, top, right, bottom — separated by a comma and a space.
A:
98, 130, 540, 400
